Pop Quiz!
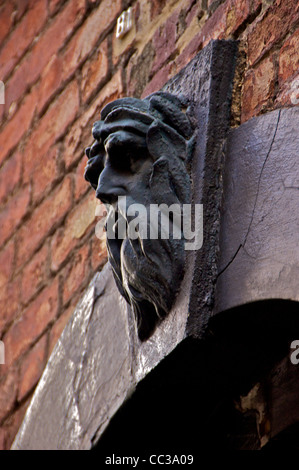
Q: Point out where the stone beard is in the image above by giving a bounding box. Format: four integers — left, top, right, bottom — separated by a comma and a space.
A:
85, 92, 194, 340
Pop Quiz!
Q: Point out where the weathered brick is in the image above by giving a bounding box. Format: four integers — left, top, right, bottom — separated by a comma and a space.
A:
0, 185, 30, 246
21, 244, 49, 305
15, 0, 41, 21
17, 176, 72, 268
141, 64, 172, 98
74, 157, 90, 200
173, 0, 210, 73
279, 29, 299, 84
64, 70, 124, 169
0, 105, 4, 125
195, 0, 252, 47
49, 0, 68, 15
31, 147, 60, 203
24, 81, 79, 182
0, 368, 18, 422
48, 306, 74, 355
225, 0, 251, 36
51, 194, 96, 271
208, 0, 225, 12
18, 334, 47, 401
36, 56, 63, 116
44, 0, 86, 47
248, 0, 299, 65
0, 429, 5, 449
175, 32, 202, 72
134, 0, 144, 34
62, 244, 90, 305
0, 278, 20, 336
0, 396, 31, 450
152, 10, 180, 75
0, 2, 14, 45
199, 1, 227, 47
0, 240, 14, 289
14, 0, 31, 21
276, 73, 299, 107
185, 0, 201, 27
81, 40, 109, 103
61, 0, 121, 83
63, 119, 87, 171
241, 55, 276, 122
3, 279, 59, 368
251, 0, 263, 10
94, 67, 124, 108
127, 42, 155, 97
4, 0, 85, 112
150, 0, 167, 20
0, 152, 22, 205
0, 1, 47, 81
91, 235, 107, 273
0, 92, 37, 166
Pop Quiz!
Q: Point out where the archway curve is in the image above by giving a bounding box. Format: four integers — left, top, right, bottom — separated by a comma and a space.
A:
92, 299, 299, 452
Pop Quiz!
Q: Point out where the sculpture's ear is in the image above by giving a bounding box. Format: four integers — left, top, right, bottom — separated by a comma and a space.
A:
150, 156, 169, 186
147, 121, 186, 161
149, 157, 180, 206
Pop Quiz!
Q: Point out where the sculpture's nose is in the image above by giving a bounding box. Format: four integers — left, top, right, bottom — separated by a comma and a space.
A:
95, 166, 126, 204
96, 187, 123, 204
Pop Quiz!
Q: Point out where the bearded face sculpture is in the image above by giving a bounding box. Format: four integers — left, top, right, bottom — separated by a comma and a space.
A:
85, 92, 194, 341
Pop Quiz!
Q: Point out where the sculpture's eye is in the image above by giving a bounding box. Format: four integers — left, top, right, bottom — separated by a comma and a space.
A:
104, 132, 147, 174
87, 142, 102, 160
109, 147, 134, 172
110, 146, 147, 174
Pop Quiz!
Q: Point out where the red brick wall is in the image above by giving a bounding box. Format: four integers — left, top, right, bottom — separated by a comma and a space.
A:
0, 0, 298, 450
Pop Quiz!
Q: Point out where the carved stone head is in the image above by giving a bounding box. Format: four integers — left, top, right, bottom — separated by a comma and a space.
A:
85, 92, 194, 340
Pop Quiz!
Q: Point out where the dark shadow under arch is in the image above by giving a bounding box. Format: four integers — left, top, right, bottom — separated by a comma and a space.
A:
92, 299, 299, 453
262, 422, 299, 450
